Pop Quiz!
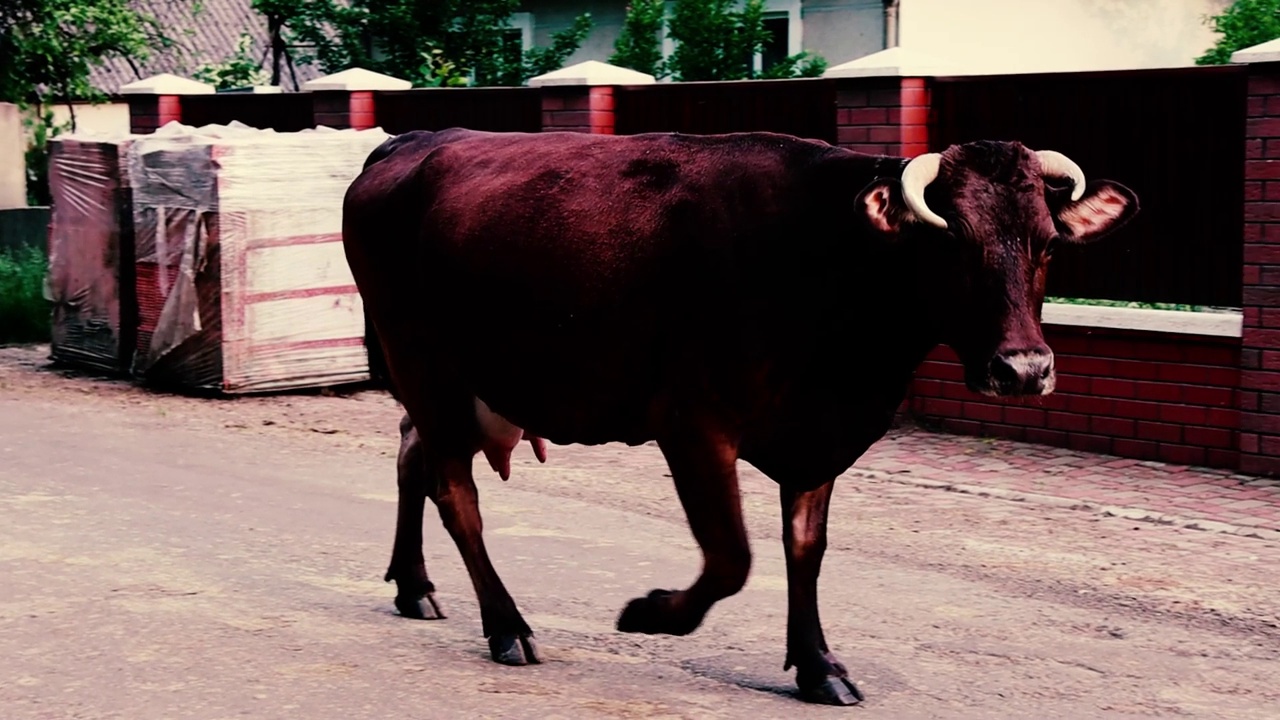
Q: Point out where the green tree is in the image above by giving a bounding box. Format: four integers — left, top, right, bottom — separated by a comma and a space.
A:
261, 0, 593, 87
611, 0, 827, 82
193, 34, 270, 90
610, 0, 667, 77
666, 0, 767, 81
1196, 0, 1280, 65
0, 0, 170, 204
759, 50, 827, 79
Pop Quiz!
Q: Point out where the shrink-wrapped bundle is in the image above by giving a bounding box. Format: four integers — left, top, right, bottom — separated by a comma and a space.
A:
126, 121, 389, 393
46, 131, 142, 373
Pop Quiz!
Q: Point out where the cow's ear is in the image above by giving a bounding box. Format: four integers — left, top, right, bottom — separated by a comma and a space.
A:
857, 179, 914, 235
1051, 179, 1138, 244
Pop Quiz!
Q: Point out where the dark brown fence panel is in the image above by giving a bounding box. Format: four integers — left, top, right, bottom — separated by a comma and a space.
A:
614, 79, 837, 144
179, 93, 315, 132
374, 88, 542, 134
931, 66, 1246, 308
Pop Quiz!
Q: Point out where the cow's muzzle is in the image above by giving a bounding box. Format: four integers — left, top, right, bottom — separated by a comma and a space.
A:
970, 347, 1056, 397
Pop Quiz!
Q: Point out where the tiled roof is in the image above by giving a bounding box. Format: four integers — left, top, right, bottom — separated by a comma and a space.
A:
88, 0, 324, 95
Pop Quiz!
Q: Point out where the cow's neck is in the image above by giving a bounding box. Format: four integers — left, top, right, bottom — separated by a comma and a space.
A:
798, 148, 950, 383
832, 226, 952, 401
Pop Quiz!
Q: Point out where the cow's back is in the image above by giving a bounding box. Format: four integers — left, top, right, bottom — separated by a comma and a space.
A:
345, 129, 855, 446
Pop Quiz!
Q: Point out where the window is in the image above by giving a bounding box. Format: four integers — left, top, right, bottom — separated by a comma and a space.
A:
507, 12, 534, 53
480, 11, 532, 85
760, 13, 791, 73
502, 12, 534, 67
756, 2, 802, 75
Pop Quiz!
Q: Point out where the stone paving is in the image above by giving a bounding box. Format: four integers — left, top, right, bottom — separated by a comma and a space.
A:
855, 424, 1280, 541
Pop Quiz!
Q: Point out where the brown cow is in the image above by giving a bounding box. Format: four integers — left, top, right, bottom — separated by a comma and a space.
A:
344, 128, 1137, 705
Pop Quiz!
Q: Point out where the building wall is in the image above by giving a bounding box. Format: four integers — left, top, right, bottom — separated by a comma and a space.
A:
522, 0, 630, 67
0, 103, 25, 209
521, 0, 1233, 77
519, 0, 886, 73
796, 0, 885, 67
48, 102, 132, 139
900, 0, 1233, 73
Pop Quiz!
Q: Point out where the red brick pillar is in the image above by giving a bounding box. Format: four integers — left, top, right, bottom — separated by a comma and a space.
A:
125, 96, 182, 134
303, 68, 410, 130
120, 73, 214, 133
530, 61, 655, 134
539, 86, 615, 134
311, 91, 374, 130
1240, 57, 1280, 475
832, 76, 930, 158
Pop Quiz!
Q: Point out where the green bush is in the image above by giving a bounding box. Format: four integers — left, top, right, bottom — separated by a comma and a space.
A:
0, 245, 50, 344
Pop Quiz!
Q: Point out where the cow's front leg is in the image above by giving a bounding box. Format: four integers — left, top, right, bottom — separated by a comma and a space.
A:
616, 426, 749, 636
782, 481, 863, 706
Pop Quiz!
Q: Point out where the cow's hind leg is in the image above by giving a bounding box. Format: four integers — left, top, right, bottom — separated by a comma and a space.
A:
430, 448, 540, 665
782, 481, 863, 706
385, 414, 445, 620
616, 427, 750, 636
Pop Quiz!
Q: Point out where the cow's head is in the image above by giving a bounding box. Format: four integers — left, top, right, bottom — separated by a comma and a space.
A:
858, 140, 1138, 397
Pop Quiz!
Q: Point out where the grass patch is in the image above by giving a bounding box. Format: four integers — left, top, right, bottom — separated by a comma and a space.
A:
1045, 296, 1239, 314
0, 245, 50, 344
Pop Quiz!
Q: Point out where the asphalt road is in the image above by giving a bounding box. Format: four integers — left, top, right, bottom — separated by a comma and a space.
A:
2, 358, 1279, 719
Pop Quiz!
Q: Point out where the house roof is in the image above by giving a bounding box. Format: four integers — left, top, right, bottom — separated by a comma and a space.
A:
88, 0, 324, 95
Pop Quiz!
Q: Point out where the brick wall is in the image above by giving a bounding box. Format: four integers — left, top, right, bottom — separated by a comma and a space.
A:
1241, 63, 1280, 475
911, 326, 1241, 469
834, 77, 929, 157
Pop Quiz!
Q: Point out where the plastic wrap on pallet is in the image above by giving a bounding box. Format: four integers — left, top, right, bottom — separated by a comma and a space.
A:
46, 130, 142, 373
126, 120, 390, 393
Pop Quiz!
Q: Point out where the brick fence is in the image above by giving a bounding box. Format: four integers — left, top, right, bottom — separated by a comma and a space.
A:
1241, 67, 1280, 475
913, 328, 1240, 469
117, 60, 1280, 474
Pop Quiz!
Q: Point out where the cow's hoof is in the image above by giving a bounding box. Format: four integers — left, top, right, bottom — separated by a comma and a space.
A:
394, 592, 445, 620
489, 633, 541, 666
615, 589, 697, 636
797, 675, 864, 706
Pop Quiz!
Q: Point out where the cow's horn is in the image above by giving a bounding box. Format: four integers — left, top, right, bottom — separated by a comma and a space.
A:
1035, 150, 1086, 202
900, 152, 948, 229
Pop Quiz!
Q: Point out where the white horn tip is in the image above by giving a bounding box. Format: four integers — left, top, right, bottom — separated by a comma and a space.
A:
1036, 149, 1087, 204
900, 152, 949, 229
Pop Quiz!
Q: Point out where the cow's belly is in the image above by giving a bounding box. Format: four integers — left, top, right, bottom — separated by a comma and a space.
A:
464, 353, 664, 448
454, 304, 672, 447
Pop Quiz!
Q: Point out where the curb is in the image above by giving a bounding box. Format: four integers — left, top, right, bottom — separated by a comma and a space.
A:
848, 468, 1280, 543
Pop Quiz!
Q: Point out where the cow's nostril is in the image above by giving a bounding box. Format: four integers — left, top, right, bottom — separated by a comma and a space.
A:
1040, 362, 1053, 379
989, 355, 1019, 385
